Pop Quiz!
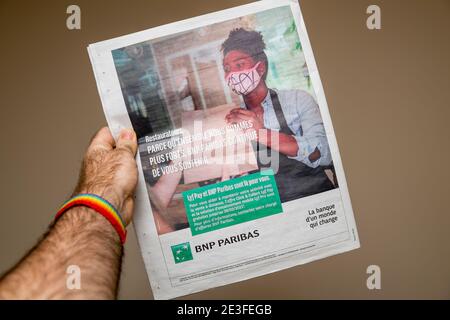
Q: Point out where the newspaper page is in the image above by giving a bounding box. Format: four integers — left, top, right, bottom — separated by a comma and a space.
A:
88, 0, 359, 299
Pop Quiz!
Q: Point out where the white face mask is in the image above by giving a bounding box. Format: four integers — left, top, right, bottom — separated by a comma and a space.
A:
225, 62, 262, 95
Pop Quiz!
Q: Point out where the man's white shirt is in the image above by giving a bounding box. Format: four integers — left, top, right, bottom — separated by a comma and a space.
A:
241, 89, 331, 168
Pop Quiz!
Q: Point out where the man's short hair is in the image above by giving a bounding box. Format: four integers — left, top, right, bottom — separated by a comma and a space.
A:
221, 28, 268, 80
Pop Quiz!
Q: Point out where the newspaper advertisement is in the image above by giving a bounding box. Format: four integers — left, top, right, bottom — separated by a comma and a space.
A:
88, 0, 360, 299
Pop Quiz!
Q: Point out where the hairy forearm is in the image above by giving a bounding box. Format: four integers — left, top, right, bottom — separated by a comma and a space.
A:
0, 207, 123, 299
0, 127, 138, 300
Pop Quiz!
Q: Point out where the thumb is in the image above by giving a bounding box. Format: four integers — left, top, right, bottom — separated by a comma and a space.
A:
116, 128, 137, 156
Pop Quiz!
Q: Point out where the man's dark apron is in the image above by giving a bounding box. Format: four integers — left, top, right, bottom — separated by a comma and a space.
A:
251, 89, 335, 203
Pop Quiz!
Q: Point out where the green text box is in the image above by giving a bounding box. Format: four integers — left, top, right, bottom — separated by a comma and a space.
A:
182, 169, 283, 235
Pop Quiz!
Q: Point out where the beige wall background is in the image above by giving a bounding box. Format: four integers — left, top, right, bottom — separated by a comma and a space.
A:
0, 0, 449, 299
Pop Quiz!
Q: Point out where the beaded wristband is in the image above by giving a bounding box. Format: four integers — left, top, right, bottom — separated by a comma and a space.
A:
54, 193, 127, 244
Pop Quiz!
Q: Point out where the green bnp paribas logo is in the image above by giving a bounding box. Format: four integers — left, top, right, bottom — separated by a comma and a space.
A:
171, 242, 193, 264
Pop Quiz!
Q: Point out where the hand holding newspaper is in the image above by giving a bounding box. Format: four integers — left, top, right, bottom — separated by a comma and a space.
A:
88, 0, 359, 299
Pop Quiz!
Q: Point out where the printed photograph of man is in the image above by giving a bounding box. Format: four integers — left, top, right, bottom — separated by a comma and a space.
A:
222, 28, 336, 202
112, 6, 340, 234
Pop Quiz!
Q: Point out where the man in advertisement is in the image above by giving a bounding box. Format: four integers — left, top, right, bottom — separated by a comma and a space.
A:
222, 28, 336, 202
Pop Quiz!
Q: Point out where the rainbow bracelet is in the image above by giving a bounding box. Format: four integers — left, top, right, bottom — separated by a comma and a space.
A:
55, 193, 127, 244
